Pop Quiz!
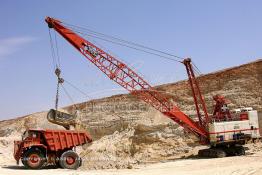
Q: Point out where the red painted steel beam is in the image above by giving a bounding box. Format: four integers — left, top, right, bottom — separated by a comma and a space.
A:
183, 58, 209, 129
45, 17, 208, 138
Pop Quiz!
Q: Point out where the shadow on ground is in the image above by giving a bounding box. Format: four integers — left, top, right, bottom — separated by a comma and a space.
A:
1, 165, 59, 170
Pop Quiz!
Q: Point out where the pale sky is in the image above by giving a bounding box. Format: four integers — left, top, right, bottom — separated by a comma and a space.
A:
1, 0, 262, 120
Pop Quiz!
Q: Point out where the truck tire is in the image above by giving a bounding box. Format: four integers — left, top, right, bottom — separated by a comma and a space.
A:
59, 150, 81, 169
55, 161, 62, 168
22, 148, 45, 169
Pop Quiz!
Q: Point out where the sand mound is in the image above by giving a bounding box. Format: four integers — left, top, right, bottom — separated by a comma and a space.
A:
80, 123, 198, 169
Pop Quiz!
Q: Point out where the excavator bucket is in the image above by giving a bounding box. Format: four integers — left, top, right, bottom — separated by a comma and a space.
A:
47, 109, 76, 129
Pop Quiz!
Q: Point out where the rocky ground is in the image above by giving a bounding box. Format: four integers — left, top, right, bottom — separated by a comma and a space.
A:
1, 142, 262, 175
0, 59, 261, 173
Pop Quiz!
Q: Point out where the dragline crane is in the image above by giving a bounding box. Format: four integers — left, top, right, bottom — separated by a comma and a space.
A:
45, 17, 208, 139
45, 17, 261, 158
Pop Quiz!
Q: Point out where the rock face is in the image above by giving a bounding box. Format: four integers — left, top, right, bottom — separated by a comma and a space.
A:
0, 59, 261, 169
69, 59, 262, 139
155, 59, 262, 115
80, 124, 198, 169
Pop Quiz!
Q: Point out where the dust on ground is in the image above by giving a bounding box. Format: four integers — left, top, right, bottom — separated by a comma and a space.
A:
1, 140, 262, 175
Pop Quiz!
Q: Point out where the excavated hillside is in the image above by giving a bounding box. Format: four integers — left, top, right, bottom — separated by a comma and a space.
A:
68, 59, 262, 139
0, 59, 261, 169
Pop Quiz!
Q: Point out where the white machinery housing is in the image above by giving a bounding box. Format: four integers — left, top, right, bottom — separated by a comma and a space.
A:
209, 108, 260, 145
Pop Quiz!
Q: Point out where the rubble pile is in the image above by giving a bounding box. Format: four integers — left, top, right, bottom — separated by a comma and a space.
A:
80, 123, 198, 169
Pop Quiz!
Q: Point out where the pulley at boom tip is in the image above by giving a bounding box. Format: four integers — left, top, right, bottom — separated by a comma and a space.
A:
45, 17, 209, 138
45, 17, 60, 29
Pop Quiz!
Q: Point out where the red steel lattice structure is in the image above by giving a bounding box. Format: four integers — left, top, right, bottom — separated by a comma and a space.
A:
45, 17, 208, 139
183, 58, 209, 129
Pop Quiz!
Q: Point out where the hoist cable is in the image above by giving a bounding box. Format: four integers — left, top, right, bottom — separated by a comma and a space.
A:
49, 28, 64, 110
48, 28, 58, 70
55, 80, 60, 110
54, 32, 61, 68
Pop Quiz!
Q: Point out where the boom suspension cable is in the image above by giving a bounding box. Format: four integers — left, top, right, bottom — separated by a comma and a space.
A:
62, 22, 205, 77
73, 29, 183, 63
62, 21, 184, 60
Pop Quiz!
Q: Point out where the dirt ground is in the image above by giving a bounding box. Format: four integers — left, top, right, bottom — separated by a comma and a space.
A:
1, 143, 262, 175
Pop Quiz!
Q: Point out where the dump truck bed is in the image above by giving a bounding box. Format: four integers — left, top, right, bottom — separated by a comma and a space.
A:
43, 129, 92, 151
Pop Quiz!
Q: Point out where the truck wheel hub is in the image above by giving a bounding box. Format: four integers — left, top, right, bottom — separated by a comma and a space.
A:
66, 156, 75, 165
29, 154, 40, 164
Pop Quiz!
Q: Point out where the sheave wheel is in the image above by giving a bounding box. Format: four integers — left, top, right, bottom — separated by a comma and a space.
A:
22, 148, 45, 169
59, 150, 81, 169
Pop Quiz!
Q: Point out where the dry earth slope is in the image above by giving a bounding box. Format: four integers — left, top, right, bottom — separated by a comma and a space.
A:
0, 59, 261, 169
